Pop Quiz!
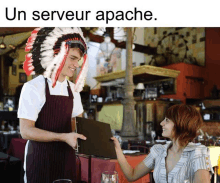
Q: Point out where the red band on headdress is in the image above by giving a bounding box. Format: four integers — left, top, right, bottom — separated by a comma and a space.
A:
52, 44, 69, 88
23, 54, 34, 76
75, 54, 87, 84
25, 28, 41, 52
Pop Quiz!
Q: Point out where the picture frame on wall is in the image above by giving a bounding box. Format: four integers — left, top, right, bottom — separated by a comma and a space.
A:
12, 64, 17, 76
0, 102, 3, 110
19, 73, 27, 83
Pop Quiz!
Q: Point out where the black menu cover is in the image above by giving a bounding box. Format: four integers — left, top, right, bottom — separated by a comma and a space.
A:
75, 117, 117, 159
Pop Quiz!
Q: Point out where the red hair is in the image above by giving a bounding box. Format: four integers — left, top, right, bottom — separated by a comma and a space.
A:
165, 104, 203, 147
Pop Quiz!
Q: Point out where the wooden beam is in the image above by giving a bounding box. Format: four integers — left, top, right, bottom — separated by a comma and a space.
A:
114, 41, 157, 55
82, 28, 157, 55
0, 28, 36, 36
0, 27, 157, 55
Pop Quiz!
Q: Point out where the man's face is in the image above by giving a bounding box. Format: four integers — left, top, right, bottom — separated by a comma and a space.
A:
60, 48, 82, 79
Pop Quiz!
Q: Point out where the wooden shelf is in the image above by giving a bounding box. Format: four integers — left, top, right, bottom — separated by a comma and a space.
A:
203, 120, 220, 122
94, 65, 180, 82
203, 99, 220, 108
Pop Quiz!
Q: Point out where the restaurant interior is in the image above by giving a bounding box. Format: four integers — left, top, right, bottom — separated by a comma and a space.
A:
0, 27, 220, 183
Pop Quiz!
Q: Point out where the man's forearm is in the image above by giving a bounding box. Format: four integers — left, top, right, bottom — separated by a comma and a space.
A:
21, 126, 66, 143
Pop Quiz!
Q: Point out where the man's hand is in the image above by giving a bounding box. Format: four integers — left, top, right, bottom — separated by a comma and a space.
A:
20, 118, 86, 149
63, 132, 87, 149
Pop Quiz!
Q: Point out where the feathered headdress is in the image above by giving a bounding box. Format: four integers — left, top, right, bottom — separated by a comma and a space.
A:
23, 27, 88, 92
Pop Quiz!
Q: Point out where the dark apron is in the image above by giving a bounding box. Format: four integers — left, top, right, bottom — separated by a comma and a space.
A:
26, 78, 76, 183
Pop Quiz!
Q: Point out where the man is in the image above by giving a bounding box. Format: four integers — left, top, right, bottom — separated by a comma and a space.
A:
18, 27, 88, 183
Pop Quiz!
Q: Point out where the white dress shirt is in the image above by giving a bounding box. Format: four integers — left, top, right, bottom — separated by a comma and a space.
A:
18, 75, 83, 121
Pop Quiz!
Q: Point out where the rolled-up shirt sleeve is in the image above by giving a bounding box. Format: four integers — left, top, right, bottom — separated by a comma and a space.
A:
143, 145, 158, 170
17, 83, 42, 121
72, 92, 84, 117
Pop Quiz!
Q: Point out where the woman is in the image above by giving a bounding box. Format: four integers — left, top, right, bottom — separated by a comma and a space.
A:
18, 27, 88, 183
111, 104, 214, 183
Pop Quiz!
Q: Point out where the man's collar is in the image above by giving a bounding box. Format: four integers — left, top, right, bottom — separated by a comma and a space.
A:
45, 76, 67, 85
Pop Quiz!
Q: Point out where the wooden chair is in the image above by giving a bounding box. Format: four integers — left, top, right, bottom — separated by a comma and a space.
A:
128, 140, 150, 154
205, 139, 215, 146
214, 137, 220, 146
7, 138, 27, 163
149, 171, 155, 183
211, 166, 219, 183
7, 138, 27, 183
0, 153, 10, 171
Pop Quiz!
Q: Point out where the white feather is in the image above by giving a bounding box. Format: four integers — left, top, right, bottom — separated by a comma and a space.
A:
28, 66, 34, 71
74, 55, 89, 92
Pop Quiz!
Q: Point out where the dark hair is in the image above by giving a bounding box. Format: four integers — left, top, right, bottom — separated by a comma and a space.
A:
69, 43, 85, 57
53, 33, 86, 56
165, 104, 203, 147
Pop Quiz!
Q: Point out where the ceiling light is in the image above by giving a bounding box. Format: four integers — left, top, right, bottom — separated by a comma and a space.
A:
99, 33, 115, 62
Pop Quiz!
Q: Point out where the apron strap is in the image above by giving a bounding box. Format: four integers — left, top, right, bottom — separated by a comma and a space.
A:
67, 80, 74, 99
44, 78, 50, 98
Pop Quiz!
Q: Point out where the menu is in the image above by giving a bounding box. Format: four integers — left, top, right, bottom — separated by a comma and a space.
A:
75, 117, 117, 159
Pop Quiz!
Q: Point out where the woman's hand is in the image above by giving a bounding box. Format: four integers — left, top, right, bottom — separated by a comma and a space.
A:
111, 136, 122, 151
63, 132, 86, 149
110, 136, 152, 182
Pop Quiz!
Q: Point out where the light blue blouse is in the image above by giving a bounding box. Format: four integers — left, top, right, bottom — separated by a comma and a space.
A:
143, 142, 214, 183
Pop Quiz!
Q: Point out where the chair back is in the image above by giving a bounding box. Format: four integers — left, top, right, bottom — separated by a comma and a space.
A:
7, 138, 27, 163
128, 140, 149, 154
0, 154, 10, 171
206, 139, 215, 146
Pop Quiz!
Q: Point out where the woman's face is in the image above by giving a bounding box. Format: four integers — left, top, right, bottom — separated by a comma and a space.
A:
59, 48, 82, 80
160, 117, 175, 139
